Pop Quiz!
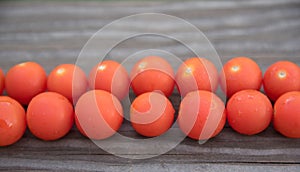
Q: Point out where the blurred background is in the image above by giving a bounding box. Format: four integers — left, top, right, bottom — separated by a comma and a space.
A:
0, 0, 299, 74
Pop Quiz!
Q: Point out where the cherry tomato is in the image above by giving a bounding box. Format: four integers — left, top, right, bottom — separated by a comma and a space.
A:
263, 61, 300, 102
273, 91, 300, 138
75, 90, 123, 140
178, 90, 226, 140
5, 62, 47, 105
0, 96, 26, 146
0, 68, 4, 95
226, 90, 273, 135
130, 92, 175, 137
130, 56, 175, 97
89, 60, 130, 100
219, 57, 262, 98
26, 92, 74, 141
176, 57, 219, 97
48, 64, 88, 104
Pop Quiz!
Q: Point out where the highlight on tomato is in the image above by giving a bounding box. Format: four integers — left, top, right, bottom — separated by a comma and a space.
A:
130, 56, 175, 97
226, 90, 273, 135
177, 90, 226, 140
5, 62, 47, 105
219, 57, 262, 98
0, 96, 26, 146
89, 60, 130, 100
75, 90, 123, 140
130, 92, 175, 137
26, 92, 74, 141
47, 64, 88, 104
176, 57, 219, 97
273, 91, 300, 138
263, 61, 300, 102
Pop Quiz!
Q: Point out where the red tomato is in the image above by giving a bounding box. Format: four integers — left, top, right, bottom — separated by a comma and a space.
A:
227, 90, 273, 135
75, 90, 123, 140
176, 57, 219, 97
89, 60, 130, 100
0, 96, 26, 146
26, 92, 74, 141
178, 90, 226, 140
130, 56, 175, 97
0, 69, 4, 95
130, 92, 175, 137
219, 57, 262, 98
48, 64, 88, 104
273, 91, 300, 138
5, 62, 47, 105
263, 61, 300, 102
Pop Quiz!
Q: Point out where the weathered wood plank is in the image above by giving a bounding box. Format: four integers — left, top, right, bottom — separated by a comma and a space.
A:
1, 157, 300, 172
0, 0, 300, 74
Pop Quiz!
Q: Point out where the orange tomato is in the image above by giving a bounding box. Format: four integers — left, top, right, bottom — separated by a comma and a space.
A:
130, 92, 175, 137
0, 96, 26, 146
273, 91, 300, 138
5, 62, 47, 105
226, 90, 273, 135
263, 61, 300, 102
0, 69, 4, 95
75, 90, 123, 140
130, 56, 175, 97
26, 92, 74, 141
176, 57, 218, 97
178, 90, 226, 140
219, 57, 262, 98
47, 64, 88, 104
89, 60, 130, 100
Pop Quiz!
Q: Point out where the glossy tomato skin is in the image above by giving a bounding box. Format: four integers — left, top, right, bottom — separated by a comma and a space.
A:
176, 57, 219, 97
130, 56, 175, 97
47, 64, 88, 104
219, 57, 262, 98
263, 61, 300, 102
0, 69, 4, 95
89, 60, 130, 100
26, 92, 74, 141
178, 90, 226, 140
5, 62, 47, 105
130, 92, 175, 137
227, 90, 273, 135
75, 90, 123, 140
273, 91, 300, 138
0, 96, 26, 146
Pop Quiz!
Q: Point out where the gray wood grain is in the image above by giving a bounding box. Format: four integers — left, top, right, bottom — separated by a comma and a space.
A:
0, 0, 300, 171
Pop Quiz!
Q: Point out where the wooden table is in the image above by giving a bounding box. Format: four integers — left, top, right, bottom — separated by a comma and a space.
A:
0, 0, 300, 171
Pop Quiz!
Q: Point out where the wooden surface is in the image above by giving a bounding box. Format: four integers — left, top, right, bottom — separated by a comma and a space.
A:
1, 0, 300, 171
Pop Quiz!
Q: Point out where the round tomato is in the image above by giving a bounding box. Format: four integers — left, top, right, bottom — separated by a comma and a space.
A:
130, 92, 175, 137
0, 68, 4, 95
89, 60, 130, 100
0, 96, 26, 146
178, 90, 226, 140
27, 92, 74, 141
75, 90, 123, 140
176, 57, 218, 97
226, 90, 273, 135
219, 57, 262, 98
263, 61, 300, 102
48, 64, 88, 104
273, 91, 300, 138
130, 56, 175, 97
5, 62, 47, 105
